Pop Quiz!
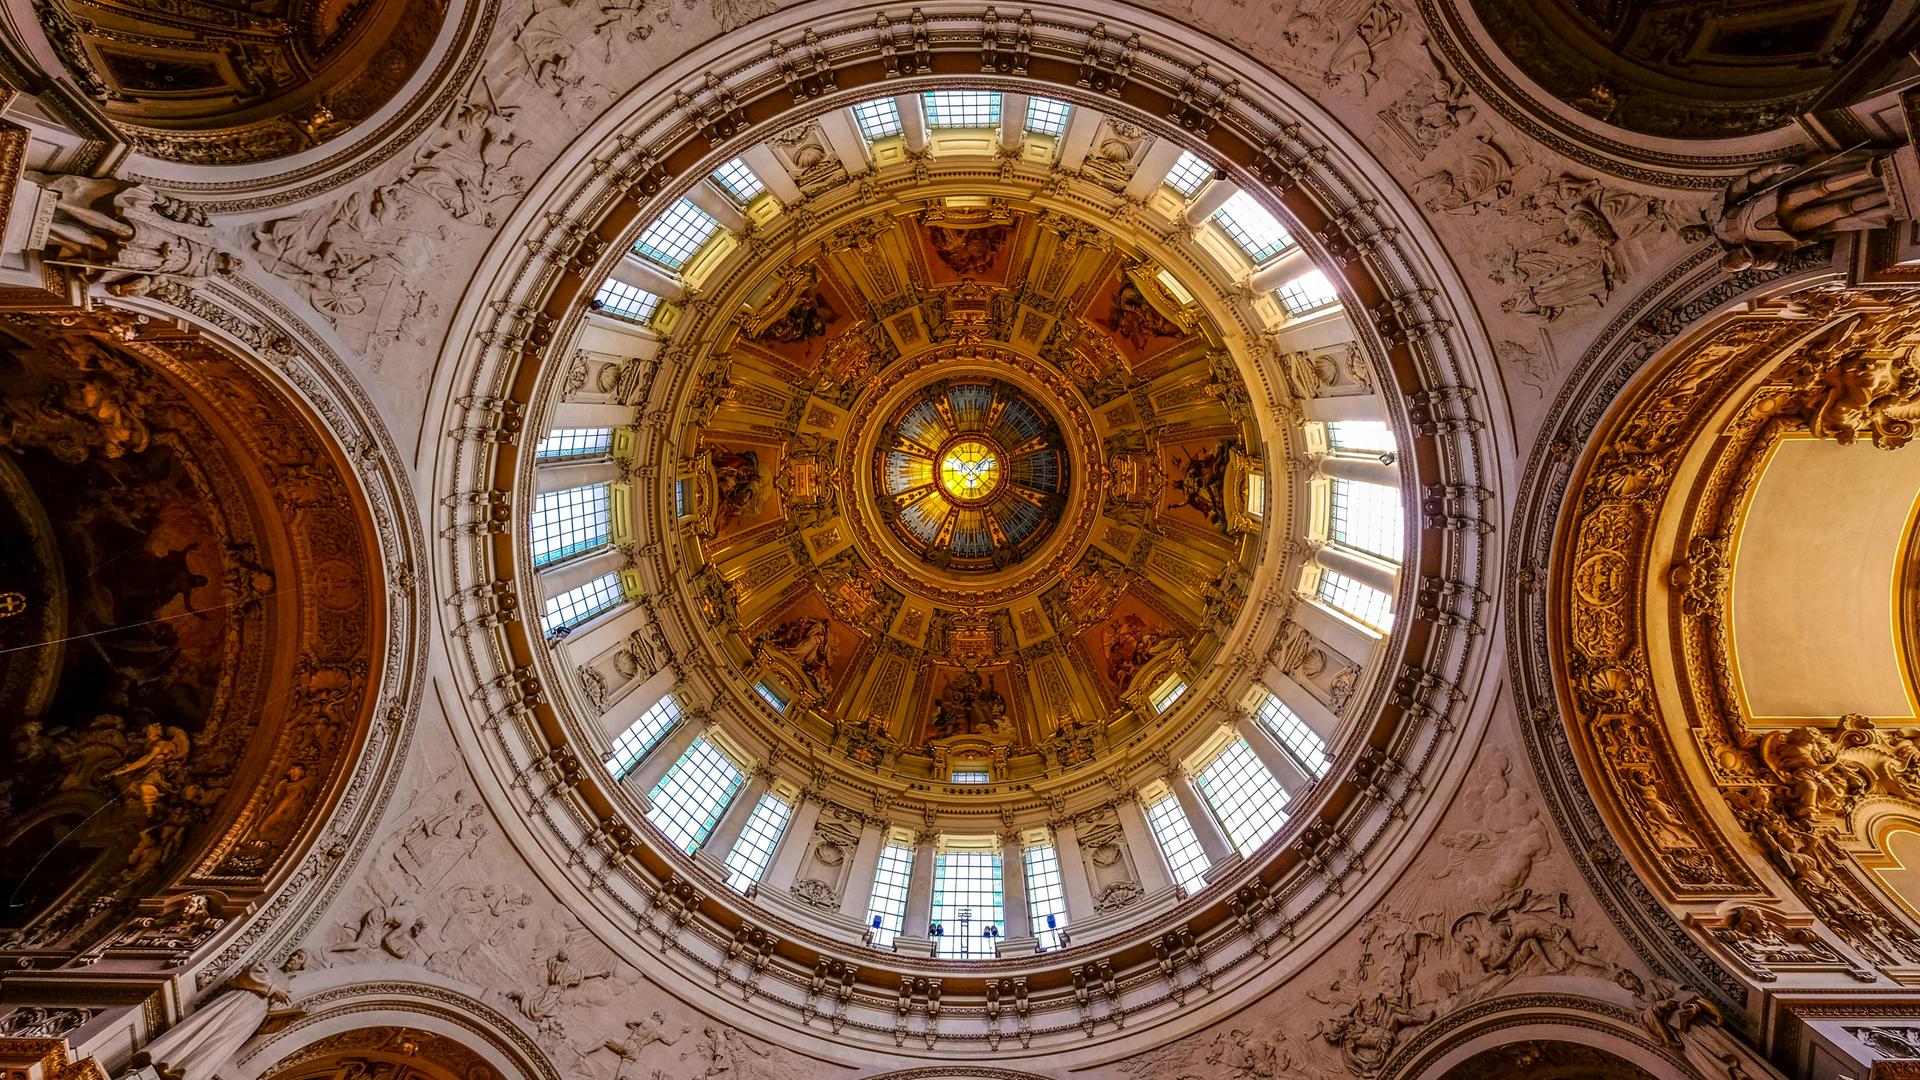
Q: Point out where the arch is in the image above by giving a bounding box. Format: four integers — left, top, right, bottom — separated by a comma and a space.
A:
236, 973, 555, 1080
1387, 997, 1704, 1080
0, 303, 383, 952
864, 1070, 1062, 1080
1509, 223, 1920, 1023
0, 278, 430, 1002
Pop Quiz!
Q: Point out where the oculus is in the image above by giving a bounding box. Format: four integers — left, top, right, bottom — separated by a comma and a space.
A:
877, 379, 1068, 571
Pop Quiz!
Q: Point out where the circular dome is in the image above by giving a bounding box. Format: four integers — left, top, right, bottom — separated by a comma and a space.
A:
435, 5, 1501, 1061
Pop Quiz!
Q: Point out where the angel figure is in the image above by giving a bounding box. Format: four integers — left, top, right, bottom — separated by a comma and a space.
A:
108, 723, 190, 817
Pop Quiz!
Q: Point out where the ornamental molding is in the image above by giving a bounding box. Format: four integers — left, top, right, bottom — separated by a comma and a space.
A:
1510, 234, 1920, 1024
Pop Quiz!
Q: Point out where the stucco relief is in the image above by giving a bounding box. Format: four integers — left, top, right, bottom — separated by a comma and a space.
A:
305, 753, 843, 1080
1143, 0, 1711, 369
1102, 744, 1671, 1079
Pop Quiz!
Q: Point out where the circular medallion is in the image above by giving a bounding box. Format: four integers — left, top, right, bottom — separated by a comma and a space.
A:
870, 374, 1073, 575
937, 437, 1003, 504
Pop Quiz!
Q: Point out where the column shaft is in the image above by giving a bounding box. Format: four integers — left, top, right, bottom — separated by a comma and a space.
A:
1172, 772, 1235, 862
1050, 821, 1097, 917
626, 718, 703, 795
1116, 797, 1172, 893
1001, 839, 1030, 939
701, 771, 768, 857
902, 833, 937, 935
1184, 179, 1238, 225
762, 798, 819, 891
837, 822, 886, 920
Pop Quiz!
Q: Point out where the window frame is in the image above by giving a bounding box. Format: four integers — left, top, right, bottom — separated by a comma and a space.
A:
1145, 791, 1211, 893
1192, 737, 1292, 854
590, 279, 662, 324
851, 97, 904, 141
930, 846, 1005, 958
1163, 150, 1213, 197
864, 839, 915, 949
711, 157, 766, 205
922, 89, 1003, 129
723, 789, 795, 892
1023, 843, 1069, 951
1023, 96, 1071, 136
541, 572, 625, 636
1212, 190, 1294, 263
607, 694, 682, 779
632, 198, 722, 270
530, 482, 613, 567
644, 736, 747, 854
535, 427, 616, 462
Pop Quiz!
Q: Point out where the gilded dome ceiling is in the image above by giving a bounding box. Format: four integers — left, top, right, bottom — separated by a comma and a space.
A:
32, 0, 448, 162
680, 201, 1262, 782
1466, 0, 1917, 139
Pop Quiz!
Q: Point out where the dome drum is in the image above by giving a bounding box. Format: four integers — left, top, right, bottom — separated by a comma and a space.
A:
444, 9, 1498, 1056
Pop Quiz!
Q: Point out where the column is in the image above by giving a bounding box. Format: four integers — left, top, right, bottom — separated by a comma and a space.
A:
815, 109, 870, 176
997, 92, 1029, 153
738, 143, 802, 204
1055, 104, 1100, 170
1317, 544, 1396, 596
1124, 138, 1187, 199
1115, 796, 1172, 893
1171, 771, 1234, 863
902, 830, 938, 936
1236, 715, 1312, 796
1049, 819, 1097, 918
534, 458, 618, 494
1000, 834, 1030, 940
1245, 246, 1312, 293
684, 181, 748, 233
761, 797, 819, 892
1319, 454, 1397, 487
836, 821, 886, 920
611, 252, 687, 301
1184, 179, 1238, 226
550, 402, 636, 429
895, 92, 929, 155
626, 717, 702, 796
699, 769, 768, 858
539, 547, 624, 599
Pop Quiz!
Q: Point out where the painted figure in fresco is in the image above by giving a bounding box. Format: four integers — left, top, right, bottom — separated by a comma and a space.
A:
711, 449, 768, 525
1104, 280, 1182, 352
1168, 439, 1237, 532
932, 671, 1008, 739
752, 290, 836, 345
1103, 613, 1177, 692
928, 225, 1008, 275
761, 615, 835, 693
